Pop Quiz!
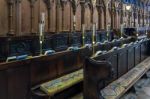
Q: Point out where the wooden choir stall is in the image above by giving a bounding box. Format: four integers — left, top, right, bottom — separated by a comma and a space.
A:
0, 0, 150, 99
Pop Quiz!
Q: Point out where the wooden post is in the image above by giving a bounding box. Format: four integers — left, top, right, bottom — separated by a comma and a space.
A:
7, 0, 15, 36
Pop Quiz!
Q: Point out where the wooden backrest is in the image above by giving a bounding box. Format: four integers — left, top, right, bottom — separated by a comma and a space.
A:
84, 58, 114, 99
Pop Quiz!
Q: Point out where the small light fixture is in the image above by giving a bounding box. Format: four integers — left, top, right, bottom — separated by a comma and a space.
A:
126, 5, 131, 11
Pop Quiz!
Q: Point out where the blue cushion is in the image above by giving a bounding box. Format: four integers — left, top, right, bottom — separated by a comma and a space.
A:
67, 47, 79, 51
44, 50, 55, 55
16, 55, 28, 60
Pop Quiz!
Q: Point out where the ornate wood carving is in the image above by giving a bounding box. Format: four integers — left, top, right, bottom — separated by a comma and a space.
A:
7, 0, 15, 36
29, 0, 37, 34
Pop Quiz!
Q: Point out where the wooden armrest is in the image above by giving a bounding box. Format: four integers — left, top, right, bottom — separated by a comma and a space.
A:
101, 57, 150, 99
40, 69, 83, 96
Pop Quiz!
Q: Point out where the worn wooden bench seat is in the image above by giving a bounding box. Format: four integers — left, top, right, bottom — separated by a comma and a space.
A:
101, 57, 150, 99
39, 69, 83, 97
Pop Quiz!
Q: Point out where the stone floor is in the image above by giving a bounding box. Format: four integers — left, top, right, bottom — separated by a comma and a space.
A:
121, 78, 150, 99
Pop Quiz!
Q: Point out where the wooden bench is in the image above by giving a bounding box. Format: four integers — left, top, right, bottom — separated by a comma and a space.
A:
84, 38, 150, 99
71, 56, 150, 99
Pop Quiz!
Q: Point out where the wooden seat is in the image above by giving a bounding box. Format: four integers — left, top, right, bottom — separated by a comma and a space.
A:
38, 69, 83, 96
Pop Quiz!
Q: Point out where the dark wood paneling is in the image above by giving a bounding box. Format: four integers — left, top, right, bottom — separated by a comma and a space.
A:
118, 49, 128, 77
0, 71, 7, 99
7, 66, 30, 99
127, 46, 134, 70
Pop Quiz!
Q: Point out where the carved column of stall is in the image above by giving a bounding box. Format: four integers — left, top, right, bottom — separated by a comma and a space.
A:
128, 8, 131, 27
118, 3, 122, 28
7, 0, 15, 36
133, 7, 136, 27
149, 11, 150, 26
71, 0, 78, 32
56, 0, 61, 33
138, 9, 140, 26
29, 0, 37, 34
142, 8, 144, 27
90, 0, 97, 26
147, 7, 149, 26
113, 4, 116, 29
15, 0, 22, 35
44, 0, 53, 32
97, 5, 101, 30
116, 5, 120, 29
131, 7, 134, 27
145, 7, 148, 26
89, 2, 93, 27
80, 0, 85, 29
120, 2, 123, 25
103, 1, 106, 29
60, 0, 65, 31
139, 10, 142, 27
110, 0, 113, 29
